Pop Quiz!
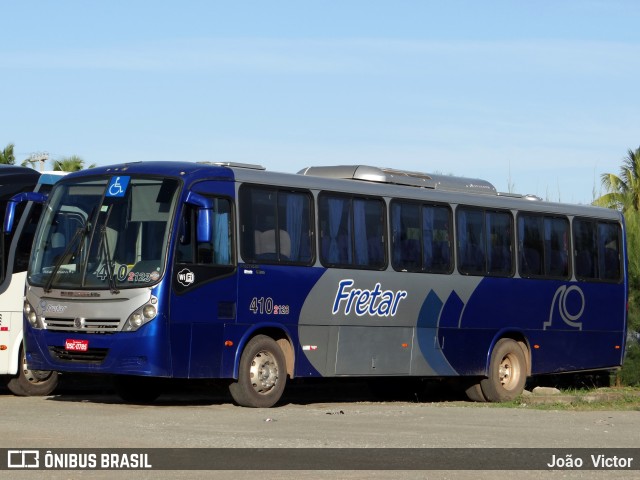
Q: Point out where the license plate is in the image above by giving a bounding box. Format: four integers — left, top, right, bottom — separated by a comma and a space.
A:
65, 339, 89, 352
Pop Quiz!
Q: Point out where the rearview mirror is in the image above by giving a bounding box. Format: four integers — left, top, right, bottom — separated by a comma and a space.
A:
4, 192, 48, 234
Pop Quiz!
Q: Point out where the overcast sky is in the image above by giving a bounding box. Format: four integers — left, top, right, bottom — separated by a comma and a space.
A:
2, 1, 639, 204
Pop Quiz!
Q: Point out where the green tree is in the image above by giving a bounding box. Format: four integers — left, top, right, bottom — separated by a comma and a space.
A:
52, 155, 95, 172
624, 211, 640, 328
594, 146, 640, 212
596, 149, 640, 332
596, 146, 640, 386
0, 143, 16, 165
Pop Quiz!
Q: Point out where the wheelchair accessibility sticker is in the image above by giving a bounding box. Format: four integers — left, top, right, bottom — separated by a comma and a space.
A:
106, 176, 130, 198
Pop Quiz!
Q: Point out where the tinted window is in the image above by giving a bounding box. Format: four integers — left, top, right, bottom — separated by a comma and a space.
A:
518, 214, 570, 279
457, 207, 513, 276
318, 193, 385, 269
573, 218, 621, 282
391, 201, 452, 273
240, 186, 313, 265
178, 198, 233, 266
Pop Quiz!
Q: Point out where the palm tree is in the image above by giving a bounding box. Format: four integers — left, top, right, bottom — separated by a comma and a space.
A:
0, 143, 16, 165
596, 146, 640, 386
52, 155, 95, 172
594, 146, 640, 212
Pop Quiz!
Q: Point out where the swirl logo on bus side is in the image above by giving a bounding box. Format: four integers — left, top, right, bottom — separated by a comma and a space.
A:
544, 284, 585, 331
332, 279, 408, 317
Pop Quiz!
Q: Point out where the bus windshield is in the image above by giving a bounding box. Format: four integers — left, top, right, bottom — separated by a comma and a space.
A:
28, 175, 180, 291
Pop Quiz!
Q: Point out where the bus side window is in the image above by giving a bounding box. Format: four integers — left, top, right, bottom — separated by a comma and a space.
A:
319, 195, 352, 266
391, 201, 451, 274
486, 210, 512, 276
354, 197, 385, 268
572, 217, 622, 282
599, 222, 621, 281
545, 217, 570, 278
240, 186, 313, 265
429, 205, 453, 273
454, 207, 513, 277
457, 208, 486, 275
391, 201, 420, 271
177, 198, 233, 266
277, 191, 313, 264
319, 193, 385, 270
518, 214, 543, 277
518, 213, 570, 279
573, 219, 597, 280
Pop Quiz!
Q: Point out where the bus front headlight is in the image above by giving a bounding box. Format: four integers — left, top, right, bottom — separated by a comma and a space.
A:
24, 300, 43, 329
123, 299, 158, 332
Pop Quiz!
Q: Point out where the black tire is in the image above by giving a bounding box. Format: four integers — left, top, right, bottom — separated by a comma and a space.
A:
464, 381, 487, 402
229, 335, 287, 408
6, 345, 59, 396
480, 339, 527, 402
113, 375, 162, 404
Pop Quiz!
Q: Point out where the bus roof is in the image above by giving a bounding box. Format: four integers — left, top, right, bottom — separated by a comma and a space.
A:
58, 161, 621, 221
0, 165, 40, 180
298, 165, 497, 195
0, 165, 41, 200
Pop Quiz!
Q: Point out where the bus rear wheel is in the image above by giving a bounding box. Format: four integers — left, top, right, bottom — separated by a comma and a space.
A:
6, 346, 59, 396
480, 338, 527, 402
229, 335, 287, 408
464, 381, 487, 402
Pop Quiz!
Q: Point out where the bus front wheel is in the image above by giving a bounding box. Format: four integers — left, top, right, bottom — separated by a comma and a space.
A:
229, 335, 287, 408
6, 346, 59, 396
480, 338, 527, 402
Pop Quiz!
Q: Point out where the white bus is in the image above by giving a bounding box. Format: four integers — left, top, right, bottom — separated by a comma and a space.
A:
1, 166, 65, 395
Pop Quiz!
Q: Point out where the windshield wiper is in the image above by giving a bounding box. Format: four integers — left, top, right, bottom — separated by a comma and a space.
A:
44, 225, 88, 293
99, 225, 120, 294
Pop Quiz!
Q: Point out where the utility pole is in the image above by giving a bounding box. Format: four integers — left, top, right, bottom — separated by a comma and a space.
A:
24, 152, 49, 171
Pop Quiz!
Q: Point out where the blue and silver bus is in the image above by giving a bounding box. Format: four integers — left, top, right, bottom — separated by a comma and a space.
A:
15, 162, 627, 407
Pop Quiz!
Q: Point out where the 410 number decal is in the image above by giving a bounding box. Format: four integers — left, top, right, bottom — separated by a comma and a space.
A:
249, 297, 290, 315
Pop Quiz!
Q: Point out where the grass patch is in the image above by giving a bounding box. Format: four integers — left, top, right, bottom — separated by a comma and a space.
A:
508, 387, 640, 411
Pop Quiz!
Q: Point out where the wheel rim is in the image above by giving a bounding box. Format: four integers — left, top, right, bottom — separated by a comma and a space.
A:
21, 354, 53, 383
498, 353, 521, 391
249, 350, 279, 395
